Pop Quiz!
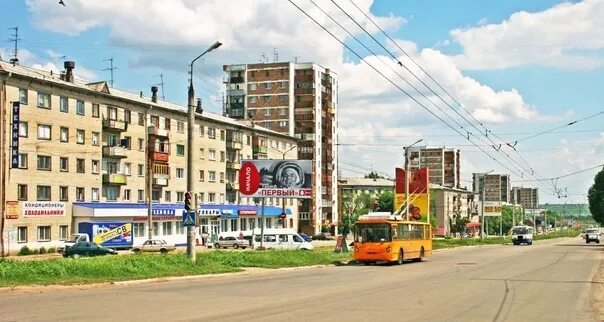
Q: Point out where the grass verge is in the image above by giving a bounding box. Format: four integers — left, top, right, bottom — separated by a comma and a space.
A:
0, 248, 351, 288
434, 229, 582, 249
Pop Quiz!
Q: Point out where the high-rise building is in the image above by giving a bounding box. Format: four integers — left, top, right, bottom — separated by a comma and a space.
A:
472, 173, 510, 203
223, 62, 338, 235
406, 146, 461, 188
511, 187, 539, 209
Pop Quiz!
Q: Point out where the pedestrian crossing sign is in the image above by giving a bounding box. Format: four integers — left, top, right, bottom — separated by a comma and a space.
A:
183, 210, 196, 227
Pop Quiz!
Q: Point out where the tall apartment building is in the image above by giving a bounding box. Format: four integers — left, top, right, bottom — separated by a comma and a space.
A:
511, 187, 539, 209
223, 62, 338, 235
472, 173, 511, 203
0, 60, 298, 254
406, 146, 461, 188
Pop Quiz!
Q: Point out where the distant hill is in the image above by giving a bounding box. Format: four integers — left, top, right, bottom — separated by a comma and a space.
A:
540, 203, 590, 217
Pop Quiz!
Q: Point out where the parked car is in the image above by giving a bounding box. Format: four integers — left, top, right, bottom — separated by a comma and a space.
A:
585, 229, 601, 244
58, 233, 90, 254
312, 233, 334, 241
215, 236, 249, 249
131, 239, 176, 254
63, 241, 117, 258
298, 233, 313, 243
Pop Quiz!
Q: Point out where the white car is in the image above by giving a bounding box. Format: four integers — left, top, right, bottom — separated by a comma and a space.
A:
214, 236, 249, 249
585, 229, 601, 244
131, 239, 176, 254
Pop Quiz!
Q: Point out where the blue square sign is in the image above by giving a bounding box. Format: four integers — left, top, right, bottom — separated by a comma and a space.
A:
182, 210, 196, 227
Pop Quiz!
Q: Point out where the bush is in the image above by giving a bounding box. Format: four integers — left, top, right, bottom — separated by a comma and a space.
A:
39, 247, 47, 254
47, 247, 57, 253
18, 246, 31, 256
31, 248, 39, 255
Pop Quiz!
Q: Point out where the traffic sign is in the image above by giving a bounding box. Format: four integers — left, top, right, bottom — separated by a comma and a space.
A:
279, 212, 287, 219
182, 210, 196, 227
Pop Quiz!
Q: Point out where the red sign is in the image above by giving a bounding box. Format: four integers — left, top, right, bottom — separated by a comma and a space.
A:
239, 161, 261, 195
395, 167, 429, 194
238, 210, 257, 216
279, 213, 287, 219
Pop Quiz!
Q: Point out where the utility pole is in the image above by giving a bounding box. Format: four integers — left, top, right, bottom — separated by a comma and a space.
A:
145, 106, 153, 239
404, 139, 423, 221
103, 58, 117, 88
8, 27, 20, 65
479, 170, 494, 241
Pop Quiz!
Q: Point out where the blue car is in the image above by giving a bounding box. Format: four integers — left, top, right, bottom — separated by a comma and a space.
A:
298, 233, 313, 242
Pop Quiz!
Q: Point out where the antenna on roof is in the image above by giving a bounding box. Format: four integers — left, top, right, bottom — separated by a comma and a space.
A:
294, 56, 302, 63
273, 48, 278, 62
102, 57, 117, 88
7, 26, 20, 65
154, 74, 165, 100
260, 52, 267, 63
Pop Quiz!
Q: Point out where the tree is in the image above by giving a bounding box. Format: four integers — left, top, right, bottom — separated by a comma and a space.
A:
377, 190, 394, 213
449, 215, 470, 238
588, 167, 604, 225
364, 171, 386, 180
338, 213, 359, 252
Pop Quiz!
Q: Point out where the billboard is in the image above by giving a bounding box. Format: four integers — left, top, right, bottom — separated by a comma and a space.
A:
86, 222, 132, 247
239, 160, 312, 199
395, 193, 429, 221
395, 168, 430, 221
22, 202, 66, 217
482, 202, 503, 216
395, 168, 429, 194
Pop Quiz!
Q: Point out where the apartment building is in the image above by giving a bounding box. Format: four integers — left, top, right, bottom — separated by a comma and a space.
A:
511, 187, 539, 209
406, 146, 461, 188
0, 60, 298, 254
430, 185, 476, 237
223, 62, 338, 235
472, 173, 511, 203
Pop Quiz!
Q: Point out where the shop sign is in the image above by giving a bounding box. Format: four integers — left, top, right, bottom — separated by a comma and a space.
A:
22, 202, 66, 217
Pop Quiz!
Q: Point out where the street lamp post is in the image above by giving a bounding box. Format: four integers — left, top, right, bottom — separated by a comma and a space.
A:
186, 41, 222, 262
479, 170, 494, 241
404, 139, 423, 221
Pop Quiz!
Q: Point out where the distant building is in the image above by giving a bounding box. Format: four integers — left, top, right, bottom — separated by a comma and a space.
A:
511, 187, 539, 209
338, 177, 394, 198
430, 184, 476, 237
472, 173, 511, 203
406, 146, 460, 188
223, 62, 338, 235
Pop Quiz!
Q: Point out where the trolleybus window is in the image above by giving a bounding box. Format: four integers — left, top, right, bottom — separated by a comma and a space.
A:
355, 223, 391, 242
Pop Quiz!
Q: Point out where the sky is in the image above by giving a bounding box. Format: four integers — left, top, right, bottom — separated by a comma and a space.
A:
1, 0, 603, 204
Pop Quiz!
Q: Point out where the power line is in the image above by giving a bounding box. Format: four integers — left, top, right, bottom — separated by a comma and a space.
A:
511, 111, 604, 145
340, 129, 603, 138
513, 163, 604, 183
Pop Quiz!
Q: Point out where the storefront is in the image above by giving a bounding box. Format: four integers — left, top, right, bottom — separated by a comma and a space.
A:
198, 204, 293, 238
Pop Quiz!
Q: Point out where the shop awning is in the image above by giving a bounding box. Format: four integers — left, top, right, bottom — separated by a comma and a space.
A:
198, 204, 292, 218
72, 203, 185, 218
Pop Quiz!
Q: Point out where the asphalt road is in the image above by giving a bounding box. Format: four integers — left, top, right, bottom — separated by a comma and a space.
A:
1, 237, 602, 322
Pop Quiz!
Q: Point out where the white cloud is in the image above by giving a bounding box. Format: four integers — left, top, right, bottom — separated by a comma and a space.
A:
451, 0, 604, 70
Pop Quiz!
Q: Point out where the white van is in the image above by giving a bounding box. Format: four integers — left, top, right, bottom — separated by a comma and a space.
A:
511, 225, 534, 245
251, 228, 314, 250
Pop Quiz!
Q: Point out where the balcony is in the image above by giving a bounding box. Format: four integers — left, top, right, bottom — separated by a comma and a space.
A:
150, 151, 169, 162
229, 76, 244, 83
147, 125, 170, 138
226, 141, 243, 150
252, 146, 268, 154
102, 119, 127, 131
102, 173, 127, 185
226, 161, 241, 170
102, 146, 127, 158
227, 88, 246, 96
226, 181, 240, 190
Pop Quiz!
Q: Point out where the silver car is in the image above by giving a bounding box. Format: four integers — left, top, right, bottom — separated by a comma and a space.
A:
214, 236, 249, 249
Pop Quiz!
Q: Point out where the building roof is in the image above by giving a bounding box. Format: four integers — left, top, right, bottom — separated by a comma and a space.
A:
339, 177, 394, 188
429, 184, 475, 194
0, 60, 296, 140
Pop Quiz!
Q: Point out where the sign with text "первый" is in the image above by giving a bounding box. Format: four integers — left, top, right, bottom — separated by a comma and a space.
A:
239, 160, 312, 199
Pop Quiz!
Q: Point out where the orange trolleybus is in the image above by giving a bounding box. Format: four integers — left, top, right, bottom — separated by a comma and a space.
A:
353, 212, 432, 265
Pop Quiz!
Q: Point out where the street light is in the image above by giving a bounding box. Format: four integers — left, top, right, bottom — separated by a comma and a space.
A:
185, 41, 222, 263
404, 139, 423, 221
478, 170, 494, 241
269, 144, 297, 228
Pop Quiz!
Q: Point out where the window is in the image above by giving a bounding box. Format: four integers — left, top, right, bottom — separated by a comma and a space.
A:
92, 132, 99, 146
37, 92, 51, 109
163, 222, 173, 236
37, 226, 51, 242
59, 157, 68, 172
280, 108, 287, 115
105, 187, 117, 201
92, 188, 99, 201
92, 160, 99, 174
280, 81, 287, 88
176, 168, 184, 178
76, 159, 85, 173
230, 220, 238, 232
199, 148, 205, 159
19, 122, 28, 137
37, 185, 51, 201
60, 97, 68, 112
248, 83, 257, 90
263, 96, 271, 104
220, 130, 225, 141
208, 193, 216, 203
58, 186, 68, 201
124, 110, 131, 123
220, 151, 225, 162
59, 225, 69, 240
138, 112, 145, 126
265, 70, 269, 77
124, 189, 131, 201
176, 192, 184, 202
133, 223, 145, 238
220, 172, 225, 183
76, 129, 85, 144
279, 121, 287, 127
19, 89, 28, 105
152, 222, 159, 236
209, 171, 216, 182
279, 95, 288, 103
37, 124, 51, 140
18, 153, 28, 169
76, 100, 85, 115
175, 221, 184, 235
299, 212, 310, 220
208, 128, 216, 139
59, 127, 68, 142
177, 121, 184, 133
164, 118, 171, 130
199, 125, 204, 137
37, 155, 51, 171
122, 136, 132, 149
249, 96, 257, 104
199, 170, 205, 181
176, 144, 185, 156
17, 227, 27, 243
138, 138, 144, 151
264, 109, 271, 116
17, 184, 27, 200
92, 104, 100, 118
107, 106, 117, 120
209, 149, 216, 161
199, 193, 205, 204
124, 163, 131, 176
76, 187, 85, 201
138, 164, 144, 176
165, 191, 171, 202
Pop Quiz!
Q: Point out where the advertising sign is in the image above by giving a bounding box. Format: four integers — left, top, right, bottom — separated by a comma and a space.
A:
395, 168, 430, 221
482, 202, 503, 216
395, 167, 429, 194
395, 193, 430, 221
5, 201, 19, 219
239, 160, 312, 199
11, 102, 19, 168
92, 223, 132, 246
22, 202, 66, 217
